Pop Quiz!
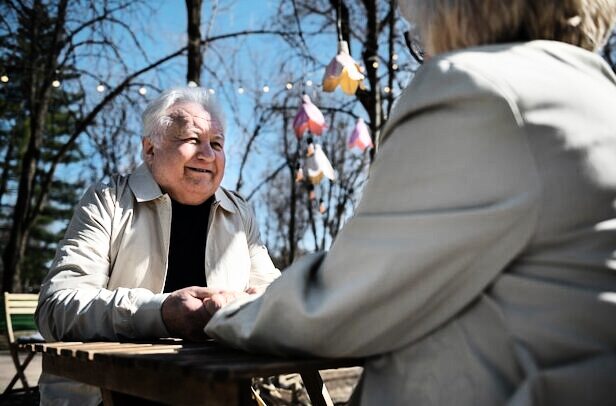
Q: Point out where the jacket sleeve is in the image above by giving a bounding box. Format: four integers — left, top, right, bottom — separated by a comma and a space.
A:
205, 60, 542, 357
243, 201, 281, 289
35, 182, 169, 342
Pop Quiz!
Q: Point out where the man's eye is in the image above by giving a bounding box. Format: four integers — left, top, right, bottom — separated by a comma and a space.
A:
185, 138, 199, 144
212, 142, 223, 150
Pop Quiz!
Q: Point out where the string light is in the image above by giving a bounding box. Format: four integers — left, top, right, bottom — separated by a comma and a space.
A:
286, 82, 293, 90
392, 63, 398, 70
392, 54, 399, 61
0, 75, 8, 83
383, 86, 391, 94
52, 80, 61, 88
208, 88, 215, 94
305, 80, 313, 87
237, 86, 245, 94
96, 84, 106, 93
138, 87, 147, 95
372, 61, 379, 69
187, 81, 198, 88
262, 85, 270, 93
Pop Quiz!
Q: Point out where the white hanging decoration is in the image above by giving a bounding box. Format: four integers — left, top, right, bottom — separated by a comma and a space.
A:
305, 144, 335, 184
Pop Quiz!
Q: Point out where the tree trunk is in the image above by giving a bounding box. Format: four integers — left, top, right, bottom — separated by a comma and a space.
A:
2, 0, 66, 292
0, 131, 17, 206
186, 0, 203, 84
360, 0, 381, 162
2, 70, 50, 293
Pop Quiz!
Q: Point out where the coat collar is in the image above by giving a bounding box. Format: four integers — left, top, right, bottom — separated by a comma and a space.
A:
128, 163, 236, 213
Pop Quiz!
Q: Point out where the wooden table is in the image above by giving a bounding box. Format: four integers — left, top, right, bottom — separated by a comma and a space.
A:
26, 340, 363, 405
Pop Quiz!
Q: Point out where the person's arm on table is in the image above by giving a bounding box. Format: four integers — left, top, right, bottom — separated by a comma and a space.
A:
35, 182, 215, 341
205, 61, 542, 357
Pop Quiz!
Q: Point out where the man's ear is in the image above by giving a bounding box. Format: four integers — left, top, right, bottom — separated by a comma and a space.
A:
142, 137, 155, 163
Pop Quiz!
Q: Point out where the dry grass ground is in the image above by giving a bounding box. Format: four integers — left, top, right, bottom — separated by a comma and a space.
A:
0, 351, 42, 405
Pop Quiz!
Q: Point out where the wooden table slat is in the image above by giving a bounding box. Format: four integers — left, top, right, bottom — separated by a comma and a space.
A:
30, 341, 364, 406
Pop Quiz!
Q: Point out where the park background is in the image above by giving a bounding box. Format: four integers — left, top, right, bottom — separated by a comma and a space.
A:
1, 0, 615, 296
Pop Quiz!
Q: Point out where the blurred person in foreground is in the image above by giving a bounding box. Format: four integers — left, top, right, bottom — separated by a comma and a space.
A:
205, 1, 616, 404
35, 87, 280, 405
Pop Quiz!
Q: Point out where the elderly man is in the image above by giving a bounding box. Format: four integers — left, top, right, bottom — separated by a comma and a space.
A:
35, 87, 280, 405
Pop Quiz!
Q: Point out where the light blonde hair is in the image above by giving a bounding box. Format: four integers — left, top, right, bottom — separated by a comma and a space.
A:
402, 0, 616, 55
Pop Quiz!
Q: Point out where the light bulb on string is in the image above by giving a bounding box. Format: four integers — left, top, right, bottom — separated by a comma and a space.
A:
208, 88, 215, 94
372, 61, 379, 69
305, 80, 313, 87
187, 81, 198, 88
392, 63, 398, 70
262, 85, 270, 93
286, 82, 293, 90
138, 86, 147, 96
96, 84, 106, 93
383, 86, 391, 94
1, 75, 9, 83
237, 86, 245, 94
392, 53, 399, 61
52, 80, 61, 88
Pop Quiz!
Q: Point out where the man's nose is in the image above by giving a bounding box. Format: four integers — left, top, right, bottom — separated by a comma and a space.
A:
197, 143, 215, 161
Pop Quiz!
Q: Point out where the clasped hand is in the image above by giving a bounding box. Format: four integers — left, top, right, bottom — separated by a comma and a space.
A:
161, 286, 259, 341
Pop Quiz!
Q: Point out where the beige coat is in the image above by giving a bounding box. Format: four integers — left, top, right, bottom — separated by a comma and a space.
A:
207, 41, 616, 405
36, 163, 280, 341
35, 163, 280, 406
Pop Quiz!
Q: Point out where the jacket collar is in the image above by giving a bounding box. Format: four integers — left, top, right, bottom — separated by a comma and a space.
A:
128, 163, 236, 213
214, 188, 237, 213
129, 163, 164, 202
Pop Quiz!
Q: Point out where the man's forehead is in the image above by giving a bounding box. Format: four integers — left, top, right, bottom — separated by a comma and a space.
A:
167, 102, 223, 134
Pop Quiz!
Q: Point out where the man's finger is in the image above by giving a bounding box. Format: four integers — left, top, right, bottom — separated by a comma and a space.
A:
186, 286, 220, 299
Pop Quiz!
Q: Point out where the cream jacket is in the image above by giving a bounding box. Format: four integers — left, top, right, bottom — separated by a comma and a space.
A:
207, 41, 616, 405
36, 163, 280, 342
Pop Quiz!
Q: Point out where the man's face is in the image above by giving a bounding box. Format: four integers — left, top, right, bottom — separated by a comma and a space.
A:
143, 101, 225, 205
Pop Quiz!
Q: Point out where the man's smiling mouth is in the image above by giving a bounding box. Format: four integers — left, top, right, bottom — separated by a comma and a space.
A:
187, 167, 212, 174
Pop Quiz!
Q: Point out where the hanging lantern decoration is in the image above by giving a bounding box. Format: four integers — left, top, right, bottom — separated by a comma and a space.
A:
306, 137, 315, 157
295, 163, 304, 183
319, 199, 326, 214
293, 94, 327, 139
308, 184, 316, 201
348, 118, 373, 151
322, 41, 365, 95
306, 144, 335, 184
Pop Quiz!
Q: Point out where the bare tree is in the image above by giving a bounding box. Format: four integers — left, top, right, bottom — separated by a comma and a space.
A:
221, 0, 413, 265
0, 0, 178, 292
186, 0, 203, 84
0, 0, 308, 291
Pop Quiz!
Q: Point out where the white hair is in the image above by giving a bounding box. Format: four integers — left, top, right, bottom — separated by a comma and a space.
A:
142, 87, 226, 146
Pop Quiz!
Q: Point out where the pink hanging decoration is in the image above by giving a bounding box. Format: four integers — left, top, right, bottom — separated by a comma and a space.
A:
293, 94, 326, 139
348, 118, 373, 151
